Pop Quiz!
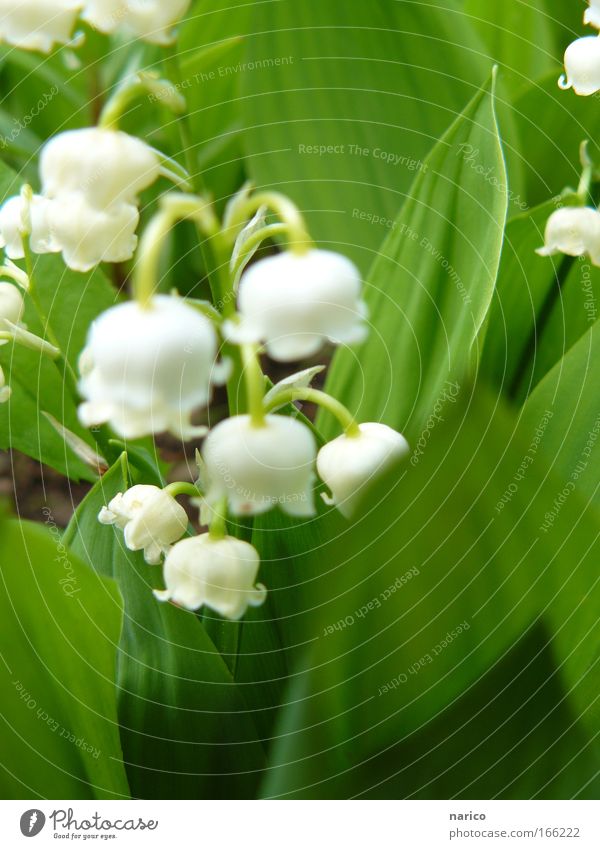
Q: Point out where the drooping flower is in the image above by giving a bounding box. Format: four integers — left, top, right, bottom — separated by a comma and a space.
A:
536, 206, 600, 265
81, 0, 191, 45
0, 0, 82, 53
317, 422, 409, 518
40, 128, 160, 209
559, 36, 600, 96
154, 534, 266, 619
224, 249, 368, 361
48, 192, 139, 272
0, 193, 58, 260
78, 295, 226, 439
584, 0, 600, 29
201, 414, 317, 516
98, 484, 188, 564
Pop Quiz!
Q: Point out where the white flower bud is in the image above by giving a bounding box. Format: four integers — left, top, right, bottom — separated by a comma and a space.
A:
98, 484, 188, 564
48, 193, 139, 271
0, 0, 81, 53
317, 423, 409, 518
536, 207, 600, 265
202, 414, 317, 516
40, 128, 160, 208
81, 0, 190, 44
78, 295, 226, 439
559, 36, 600, 96
0, 193, 58, 259
225, 249, 368, 362
154, 534, 266, 619
0, 282, 24, 327
584, 0, 600, 29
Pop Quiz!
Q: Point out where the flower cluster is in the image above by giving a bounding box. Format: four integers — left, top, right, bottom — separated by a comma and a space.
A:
560, 1, 600, 96
0, 129, 160, 271
0, 0, 190, 53
539, 4, 600, 265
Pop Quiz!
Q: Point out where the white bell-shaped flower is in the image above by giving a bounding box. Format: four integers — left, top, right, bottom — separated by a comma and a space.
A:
154, 534, 266, 619
0, 0, 81, 52
0, 281, 25, 328
202, 414, 317, 516
40, 128, 161, 208
225, 249, 368, 362
0, 193, 58, 259
48, 193, 139, 271
82, 0, 190, 44
317, 422, 409, 518
98, 484, 188, 564
78, 295, 226, 439
536, 206, 600, 266
559, 36, 600, 96
584, 0, 600, 29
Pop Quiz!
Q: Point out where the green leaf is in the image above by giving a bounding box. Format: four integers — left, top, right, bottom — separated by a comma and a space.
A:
240, 0, 488, 273
319, 73, 507, 441
260, 389, 600, 798
0, 518, 129, 798
510, 71, 600, 209
64, 455, 267, 799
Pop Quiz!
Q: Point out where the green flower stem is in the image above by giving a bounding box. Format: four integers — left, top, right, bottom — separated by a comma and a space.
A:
164, 481, 203, 499
240, 344, 266, 427
264, 387, 360, 436
225, 191, 313, 254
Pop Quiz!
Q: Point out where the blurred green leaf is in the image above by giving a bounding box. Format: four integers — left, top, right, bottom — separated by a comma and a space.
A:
509, 71, 600, 209
480, 195, 600, 402
319, 74, 507, 441
240, 0, 488, 272
64, 454, 267, 799
0, 519, 129, 798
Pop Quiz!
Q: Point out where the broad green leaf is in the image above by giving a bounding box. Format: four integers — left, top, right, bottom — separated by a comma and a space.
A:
240, 0, 488, 272
260, 389, 600, 798
176, 0, 252, 205
0, 519, 129, 799
64, 455, 267, 799
319, 74, 507, 441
